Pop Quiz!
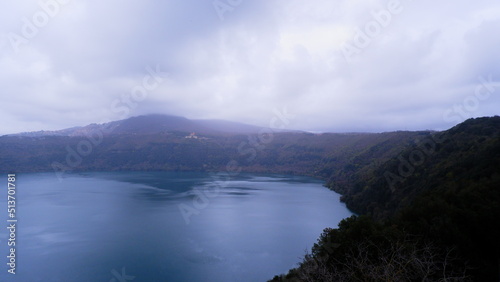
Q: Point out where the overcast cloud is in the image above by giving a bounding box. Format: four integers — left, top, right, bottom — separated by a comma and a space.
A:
1, 0, 499, 134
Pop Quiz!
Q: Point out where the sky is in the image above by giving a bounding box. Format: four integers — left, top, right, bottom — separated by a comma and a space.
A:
1, 0, 500, 134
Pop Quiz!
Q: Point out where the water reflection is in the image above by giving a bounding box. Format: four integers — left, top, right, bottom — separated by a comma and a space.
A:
0, 172, 352, 282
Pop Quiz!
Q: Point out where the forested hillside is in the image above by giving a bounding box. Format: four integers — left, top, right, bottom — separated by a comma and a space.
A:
271, 116, 500, 281
0, 115, 427, 177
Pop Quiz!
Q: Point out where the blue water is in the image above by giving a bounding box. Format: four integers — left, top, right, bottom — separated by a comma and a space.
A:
0, 172, 352, 281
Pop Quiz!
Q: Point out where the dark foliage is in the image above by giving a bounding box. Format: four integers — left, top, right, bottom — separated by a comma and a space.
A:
272, 117, 500, 281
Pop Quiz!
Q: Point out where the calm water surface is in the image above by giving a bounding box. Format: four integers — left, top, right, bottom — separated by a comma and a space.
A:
0, 172, 352, 281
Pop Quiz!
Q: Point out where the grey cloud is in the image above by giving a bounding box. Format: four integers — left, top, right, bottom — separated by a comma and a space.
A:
1, 0, 500, 135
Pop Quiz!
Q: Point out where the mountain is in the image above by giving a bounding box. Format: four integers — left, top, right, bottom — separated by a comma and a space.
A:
109, 114, 269, 135
7, 114, 266, 137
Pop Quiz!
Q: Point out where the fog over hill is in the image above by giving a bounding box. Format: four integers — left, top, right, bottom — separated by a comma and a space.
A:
7, 114, 273, 137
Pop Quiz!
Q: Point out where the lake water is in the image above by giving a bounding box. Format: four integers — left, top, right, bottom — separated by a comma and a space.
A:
0, 172, 352, 282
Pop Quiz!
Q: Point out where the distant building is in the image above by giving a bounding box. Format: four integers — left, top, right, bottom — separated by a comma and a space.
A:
185, 132, 198, 139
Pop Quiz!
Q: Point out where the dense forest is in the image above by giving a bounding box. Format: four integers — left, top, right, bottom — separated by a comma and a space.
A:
1, 115, 499, 280
271, 116, 500, 281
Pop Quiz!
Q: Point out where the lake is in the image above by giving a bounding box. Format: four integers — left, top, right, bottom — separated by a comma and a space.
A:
0, 172, 352, 281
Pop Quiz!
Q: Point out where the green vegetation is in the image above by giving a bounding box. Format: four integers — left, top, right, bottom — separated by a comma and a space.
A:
271, 117, 500, 281
1, 115, 499, 280
0, 131, 426, 176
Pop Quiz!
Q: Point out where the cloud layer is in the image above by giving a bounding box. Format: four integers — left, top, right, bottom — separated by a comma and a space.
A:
1, 0, 500, 134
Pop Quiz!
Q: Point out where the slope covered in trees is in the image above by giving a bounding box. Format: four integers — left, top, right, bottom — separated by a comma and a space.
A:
0, 115, 426, 177
271, 116, 500, 281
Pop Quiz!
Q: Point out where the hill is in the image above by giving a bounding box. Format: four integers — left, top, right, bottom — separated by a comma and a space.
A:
0, 129, 425, 178
7, 114, 265, 137
0, 114, 431, 179
327, 116, 500, 220
271, 116, 500, 281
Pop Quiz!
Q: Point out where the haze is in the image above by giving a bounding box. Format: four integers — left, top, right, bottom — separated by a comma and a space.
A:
1, 0, 499, 135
